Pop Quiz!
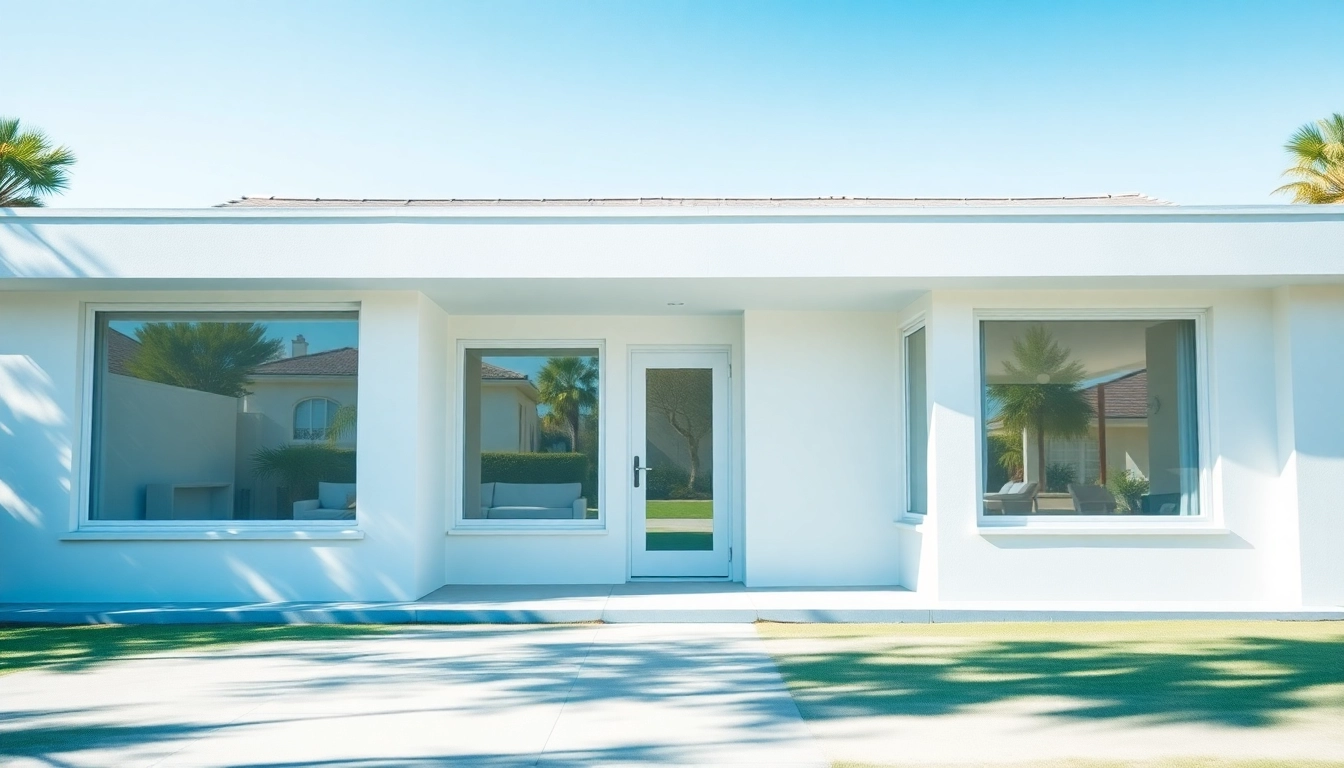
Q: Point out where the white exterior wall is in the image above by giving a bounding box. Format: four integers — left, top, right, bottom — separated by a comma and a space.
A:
412, 294, 450, 597
2, 208, 1342, 605
445, 315, 744, 585
1273, 286, 1344, 606
0, 290, 447, 603
742, 311, 903, 586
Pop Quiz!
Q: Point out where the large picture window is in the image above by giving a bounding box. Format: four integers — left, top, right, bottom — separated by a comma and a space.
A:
980, 318, 1201, 517
461, 346, 600, 523
89, 310, 359, 522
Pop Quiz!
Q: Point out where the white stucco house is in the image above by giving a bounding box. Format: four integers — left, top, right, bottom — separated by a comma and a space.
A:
0, 195, 1341, 609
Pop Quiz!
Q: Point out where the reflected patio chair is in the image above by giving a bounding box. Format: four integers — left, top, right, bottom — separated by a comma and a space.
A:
1069, 483, 1118, 514
984, 481, 1038, 514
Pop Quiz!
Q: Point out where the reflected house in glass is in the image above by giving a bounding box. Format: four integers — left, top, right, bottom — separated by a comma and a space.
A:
1, 195, 1342, 609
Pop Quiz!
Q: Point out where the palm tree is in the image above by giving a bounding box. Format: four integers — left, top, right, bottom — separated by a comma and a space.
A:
1274, 113, 1344, 204
124, 322, 282, 398
536, 356, 598, 453
987, 326, 1093, 488
0, 118, 76, 207
988, 430, 1024, 482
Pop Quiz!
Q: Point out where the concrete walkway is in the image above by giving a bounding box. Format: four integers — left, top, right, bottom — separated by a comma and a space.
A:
3, 583, 1342, 625
0, 624, 829, 767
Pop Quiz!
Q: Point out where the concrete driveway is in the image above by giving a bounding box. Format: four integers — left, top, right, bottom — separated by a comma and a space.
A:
0, 624, 828, 767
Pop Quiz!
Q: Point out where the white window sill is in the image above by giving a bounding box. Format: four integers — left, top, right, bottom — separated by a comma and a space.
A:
448, 525, 608, 536
977, 523, 1229, 536
61, 527, 364, 541
894, 517, 927, 532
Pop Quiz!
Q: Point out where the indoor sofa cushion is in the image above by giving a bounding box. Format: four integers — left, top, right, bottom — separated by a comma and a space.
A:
487, 506, 576, 520
480, 483, 495, 508
491, 482, 582, 509
318, 482, 357, 510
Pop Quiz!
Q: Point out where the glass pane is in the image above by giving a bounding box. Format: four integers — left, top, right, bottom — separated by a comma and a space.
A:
293, 399, 311, 435
981, 319, 1200, 516
644, 368, 714, 551
905, 328, 928, 515
91, 312, 360, 521
463, 349, 600, 521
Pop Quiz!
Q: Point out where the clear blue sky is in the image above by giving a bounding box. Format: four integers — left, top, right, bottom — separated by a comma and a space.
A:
7, 0, 1341, 207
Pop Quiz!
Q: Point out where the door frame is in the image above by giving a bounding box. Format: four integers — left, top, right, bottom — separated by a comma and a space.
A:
627, 345, 734, 580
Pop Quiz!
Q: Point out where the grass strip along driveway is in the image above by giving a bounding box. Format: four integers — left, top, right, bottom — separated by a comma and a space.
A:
0, 624, 393, 677
759, 620, 1344, 768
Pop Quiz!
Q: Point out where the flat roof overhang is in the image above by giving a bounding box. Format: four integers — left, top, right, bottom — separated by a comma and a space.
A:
3, 205, 1342, 313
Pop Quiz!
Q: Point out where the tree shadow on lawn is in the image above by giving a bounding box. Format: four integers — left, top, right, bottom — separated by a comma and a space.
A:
0, 624, 396, 676
763, 623, 1344, 729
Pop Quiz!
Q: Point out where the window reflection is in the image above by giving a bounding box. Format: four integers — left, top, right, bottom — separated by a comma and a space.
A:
92, 312, 359, 521
981, 320, 1200, 516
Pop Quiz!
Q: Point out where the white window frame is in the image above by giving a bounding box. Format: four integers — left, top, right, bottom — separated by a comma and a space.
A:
901, 315, 928, 520
974, 308, 1218, 531
452, 339, 606, 532
74, 302, 362, 537
293, 397, 342, 442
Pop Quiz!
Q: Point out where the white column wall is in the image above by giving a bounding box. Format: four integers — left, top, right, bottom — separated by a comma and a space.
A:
896, 295, 935, 593
1273, 286, 1344, 606
742, 311, 902, 586
443, 315, 744, 585
413, 294, 451, 597
0, 290, 445, 602
928, 290, 1290, 603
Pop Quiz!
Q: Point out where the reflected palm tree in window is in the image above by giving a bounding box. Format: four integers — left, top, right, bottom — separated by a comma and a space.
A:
124, 322, 281, 397
988, 326, 1093, 488
536, 357, 598, 453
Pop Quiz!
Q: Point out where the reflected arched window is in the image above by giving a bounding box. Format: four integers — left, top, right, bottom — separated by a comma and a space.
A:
294, 397, 340, 441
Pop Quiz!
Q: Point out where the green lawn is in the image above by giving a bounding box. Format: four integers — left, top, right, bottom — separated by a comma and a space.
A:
645, 499, 713, 519
0, 624, 393, 677
761, 621, 1344, 768
646, 531, 714, 551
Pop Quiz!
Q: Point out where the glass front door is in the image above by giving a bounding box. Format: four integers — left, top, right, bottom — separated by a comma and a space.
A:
630, 349, 730, 578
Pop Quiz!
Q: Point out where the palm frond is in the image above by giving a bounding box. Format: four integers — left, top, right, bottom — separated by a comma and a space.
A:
1274, 113, 1344, 204
0, 117, 76, 206
326, 405, 358, 444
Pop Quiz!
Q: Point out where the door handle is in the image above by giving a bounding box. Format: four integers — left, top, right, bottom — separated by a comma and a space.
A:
633, 456, 653, 487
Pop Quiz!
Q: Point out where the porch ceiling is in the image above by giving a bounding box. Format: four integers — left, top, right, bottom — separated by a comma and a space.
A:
5, 274, 1342, 314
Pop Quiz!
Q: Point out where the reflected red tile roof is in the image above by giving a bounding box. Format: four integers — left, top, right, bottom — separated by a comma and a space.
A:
105, 328, 139, 376
1083, 371, 1148, 419
252, 347, 358, 376
482, 362, 527, 380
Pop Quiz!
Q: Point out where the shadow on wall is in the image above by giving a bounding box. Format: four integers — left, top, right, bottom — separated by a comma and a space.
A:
984, 532, 1256, 551
0, 355, 70, 531
0, 215, 112, 279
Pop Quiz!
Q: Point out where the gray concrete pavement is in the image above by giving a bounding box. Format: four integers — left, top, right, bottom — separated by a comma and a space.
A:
0, 624, 827, 767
